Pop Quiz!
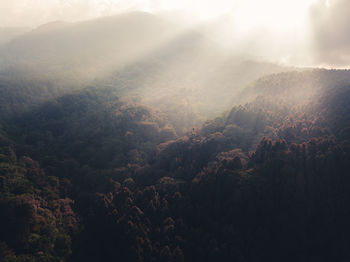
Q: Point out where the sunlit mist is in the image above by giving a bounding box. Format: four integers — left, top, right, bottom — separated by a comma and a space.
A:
1, 0, 317, 28
1, 1, 350, 261
2, 0, 342, 67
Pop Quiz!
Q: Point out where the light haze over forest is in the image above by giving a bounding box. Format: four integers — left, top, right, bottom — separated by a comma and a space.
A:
1, 1, 350, 262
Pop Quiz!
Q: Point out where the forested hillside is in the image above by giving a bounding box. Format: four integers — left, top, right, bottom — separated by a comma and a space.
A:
1, 64, 350, 261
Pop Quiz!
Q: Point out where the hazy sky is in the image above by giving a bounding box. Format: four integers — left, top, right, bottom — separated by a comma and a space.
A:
1, 0, 316, 28
1, 0, 349, 67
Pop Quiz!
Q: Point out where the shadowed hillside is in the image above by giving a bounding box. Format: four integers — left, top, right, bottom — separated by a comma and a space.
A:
1, 67, 350, 261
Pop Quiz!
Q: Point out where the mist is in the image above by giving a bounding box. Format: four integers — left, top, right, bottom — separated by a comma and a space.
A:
1, 0, 348, 130
2, 1, 350, 261
2, 0, 349, 68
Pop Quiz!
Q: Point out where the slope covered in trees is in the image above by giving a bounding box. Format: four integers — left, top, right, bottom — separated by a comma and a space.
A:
1, 66, 350, 261
0, 127, 76, 261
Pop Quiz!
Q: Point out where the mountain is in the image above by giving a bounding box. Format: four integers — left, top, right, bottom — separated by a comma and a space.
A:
1, 11, 350, 262
0, 12, 179, 79
0, 12, 291, 127
0, 12, 179, 119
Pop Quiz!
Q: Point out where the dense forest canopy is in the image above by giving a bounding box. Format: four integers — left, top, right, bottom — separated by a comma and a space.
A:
1, 5, 350, 262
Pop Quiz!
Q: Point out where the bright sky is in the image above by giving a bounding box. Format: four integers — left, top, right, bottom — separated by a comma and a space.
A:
0, 0, 318, 29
